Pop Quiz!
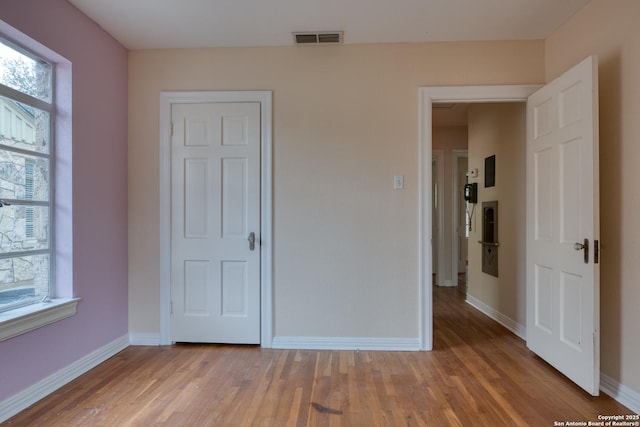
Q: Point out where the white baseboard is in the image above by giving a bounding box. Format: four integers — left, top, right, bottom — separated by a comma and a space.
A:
0, 334, 129, 423
129, 333, 161, 346
601, 373, 640, 414
271, 336, 420, 351
466, 295, 526, 340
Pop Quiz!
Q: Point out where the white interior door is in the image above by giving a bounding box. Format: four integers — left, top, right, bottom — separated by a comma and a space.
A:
171, 102, 261, 344
526, 56, 599, 395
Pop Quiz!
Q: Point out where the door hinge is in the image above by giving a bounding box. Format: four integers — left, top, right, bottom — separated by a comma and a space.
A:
170, 122, 174, 137
170, 301, 173, 314
594, 239, 599, 264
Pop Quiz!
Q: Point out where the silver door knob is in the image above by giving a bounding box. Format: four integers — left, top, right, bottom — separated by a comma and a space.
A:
574, 238, 589, 264
248, 232, 256, 251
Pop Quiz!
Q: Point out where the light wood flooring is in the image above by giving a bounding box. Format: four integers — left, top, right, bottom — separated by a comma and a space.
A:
3, 286, 633, 426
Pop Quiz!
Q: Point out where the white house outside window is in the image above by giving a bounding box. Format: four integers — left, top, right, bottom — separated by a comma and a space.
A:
0, 39, 53, 313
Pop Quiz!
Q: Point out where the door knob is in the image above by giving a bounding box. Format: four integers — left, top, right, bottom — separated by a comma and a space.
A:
248, 232, 256, 251
574, 238, 589, 264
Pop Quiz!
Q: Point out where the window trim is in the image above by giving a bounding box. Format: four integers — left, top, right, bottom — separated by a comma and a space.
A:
0, 298, 79, 342
0, 37, 55, 314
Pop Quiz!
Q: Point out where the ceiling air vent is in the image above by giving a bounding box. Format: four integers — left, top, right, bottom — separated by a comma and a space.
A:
293, 31, 343, 45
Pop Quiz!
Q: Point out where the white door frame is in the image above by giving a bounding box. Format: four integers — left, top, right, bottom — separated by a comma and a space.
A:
419, 85, 540, 350
159, 91, 273, 347
451, 149, 468, 285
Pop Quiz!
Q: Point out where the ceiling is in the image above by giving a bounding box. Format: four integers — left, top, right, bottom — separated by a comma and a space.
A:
67, 0, 591, 50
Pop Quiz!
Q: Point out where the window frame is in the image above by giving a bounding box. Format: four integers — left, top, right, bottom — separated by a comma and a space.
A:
0, 37, 55, 313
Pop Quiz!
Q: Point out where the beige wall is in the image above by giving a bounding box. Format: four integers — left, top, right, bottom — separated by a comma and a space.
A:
128, 41, 544, 339
433, 126, 468, 285
546, 0, 640, 393
467, 103, 527, 329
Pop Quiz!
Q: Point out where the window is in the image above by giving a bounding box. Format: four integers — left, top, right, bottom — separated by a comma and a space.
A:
0, 38, 53, 312
0, 21, 76, 342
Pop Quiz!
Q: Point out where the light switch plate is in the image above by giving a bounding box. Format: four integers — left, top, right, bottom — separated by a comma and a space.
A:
394, 175, 404, 189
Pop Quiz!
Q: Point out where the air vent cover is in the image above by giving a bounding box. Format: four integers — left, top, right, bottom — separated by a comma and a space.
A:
293, 31, 343, 45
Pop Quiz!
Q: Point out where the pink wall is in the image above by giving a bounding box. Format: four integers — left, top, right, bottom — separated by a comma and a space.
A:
0, 0, 128, 401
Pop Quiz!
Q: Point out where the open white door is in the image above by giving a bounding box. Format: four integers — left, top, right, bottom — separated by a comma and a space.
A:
526, 56, 600, 395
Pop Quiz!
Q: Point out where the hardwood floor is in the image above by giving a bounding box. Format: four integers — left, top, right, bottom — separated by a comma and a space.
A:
3, 286, 633, 426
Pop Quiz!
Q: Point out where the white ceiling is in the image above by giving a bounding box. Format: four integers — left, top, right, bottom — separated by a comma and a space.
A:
67, 0, 591, 50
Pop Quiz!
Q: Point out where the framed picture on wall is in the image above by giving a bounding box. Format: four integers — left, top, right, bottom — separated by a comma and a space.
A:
485, 155, 495, 187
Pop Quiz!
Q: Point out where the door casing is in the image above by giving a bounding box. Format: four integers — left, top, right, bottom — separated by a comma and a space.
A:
418, 85, 541, 350
159, 91, 273, 347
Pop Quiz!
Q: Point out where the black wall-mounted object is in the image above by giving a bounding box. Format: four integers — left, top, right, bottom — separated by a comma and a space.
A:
464, 183, 478, 204
485, 155, 495, 188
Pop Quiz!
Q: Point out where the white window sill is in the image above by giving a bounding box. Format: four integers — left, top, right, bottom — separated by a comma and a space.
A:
0, 298, 81, 342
